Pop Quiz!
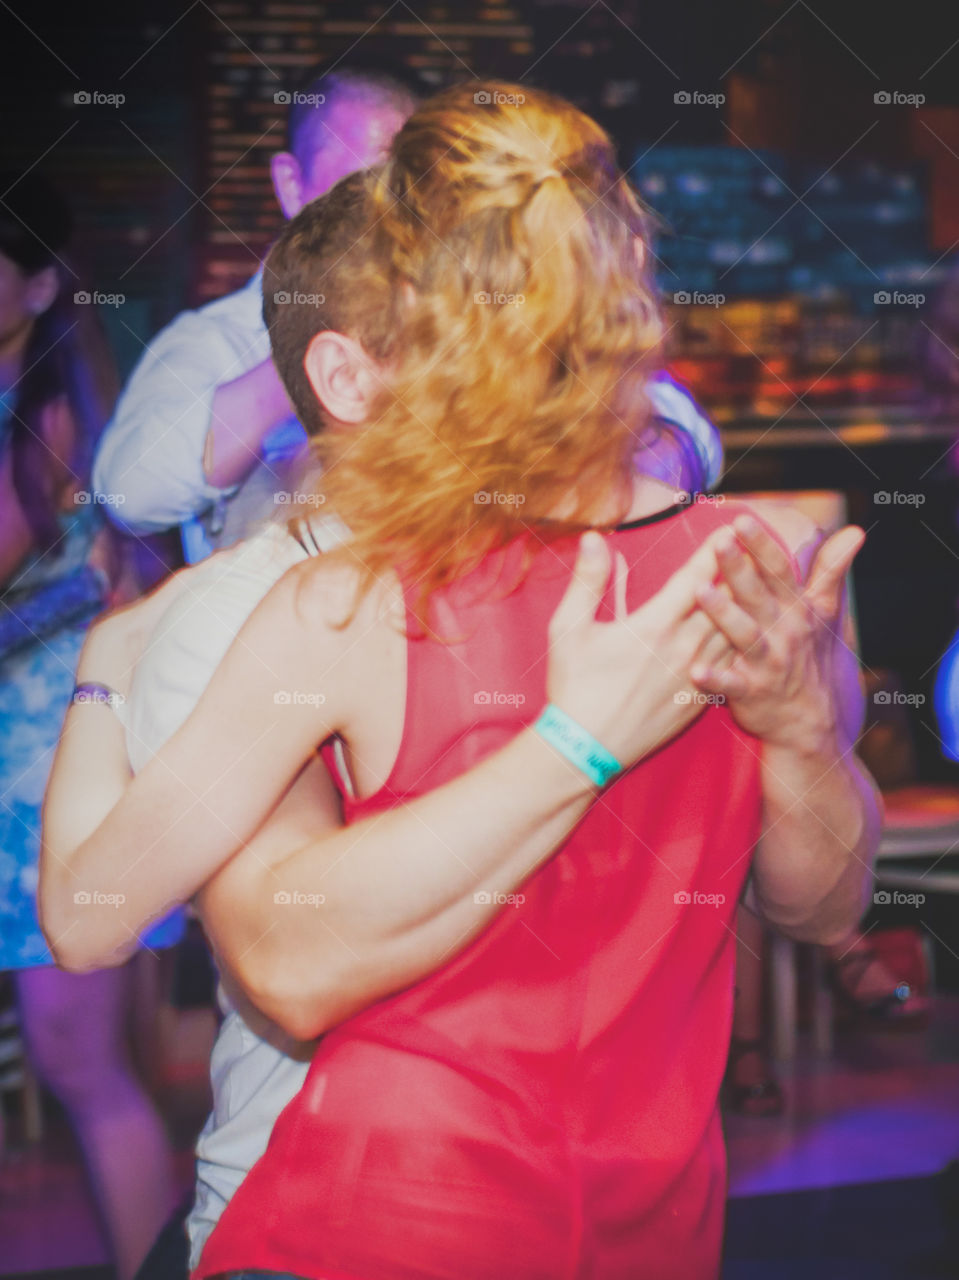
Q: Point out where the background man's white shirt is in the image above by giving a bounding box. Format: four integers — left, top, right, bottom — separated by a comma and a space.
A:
93, 274, 304, 563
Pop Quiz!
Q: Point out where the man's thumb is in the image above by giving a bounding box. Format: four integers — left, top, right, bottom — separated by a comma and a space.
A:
806, 525, 865, 618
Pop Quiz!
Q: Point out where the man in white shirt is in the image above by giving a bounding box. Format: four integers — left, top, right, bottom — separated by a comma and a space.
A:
94, 66, 723, 566
93, 63, 420, 563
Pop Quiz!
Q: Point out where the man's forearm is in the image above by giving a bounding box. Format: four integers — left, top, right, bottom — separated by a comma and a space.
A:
751, 733, 882, 945
204, 725, 597, 1040
204, 358, 294, 490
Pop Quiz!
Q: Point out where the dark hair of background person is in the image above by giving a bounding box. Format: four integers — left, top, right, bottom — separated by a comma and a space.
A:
286, 58, 425, 166
0, 171, 119, 556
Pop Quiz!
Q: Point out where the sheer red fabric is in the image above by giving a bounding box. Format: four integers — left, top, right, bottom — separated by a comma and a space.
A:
196, 501, 770, 1280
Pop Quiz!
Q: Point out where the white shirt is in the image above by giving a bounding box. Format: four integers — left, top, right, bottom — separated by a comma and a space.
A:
124, 521, 329, 1268
93, 272, 723, 563
92, 273, 304, 564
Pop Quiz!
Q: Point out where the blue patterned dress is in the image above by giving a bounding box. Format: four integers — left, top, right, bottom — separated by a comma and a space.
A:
0, 492, 184, 970
0, 498, 104, 968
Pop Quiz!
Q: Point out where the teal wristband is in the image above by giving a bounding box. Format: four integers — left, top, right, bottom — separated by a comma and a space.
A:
533, 703, 622, 789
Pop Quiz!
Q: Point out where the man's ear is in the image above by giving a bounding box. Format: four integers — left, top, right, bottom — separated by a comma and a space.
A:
270, 151, 306, 220
28, 266, 59, 317
303, 331, 379, 425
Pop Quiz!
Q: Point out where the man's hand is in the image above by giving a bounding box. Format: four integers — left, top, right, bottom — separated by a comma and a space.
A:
688, 515, 865, 751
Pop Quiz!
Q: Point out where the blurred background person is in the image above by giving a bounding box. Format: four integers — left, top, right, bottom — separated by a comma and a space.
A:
0, 170, 180, 1279
92, 61, 421, 564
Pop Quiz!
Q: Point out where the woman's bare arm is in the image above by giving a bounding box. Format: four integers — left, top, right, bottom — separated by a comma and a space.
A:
40, 560, 343, 969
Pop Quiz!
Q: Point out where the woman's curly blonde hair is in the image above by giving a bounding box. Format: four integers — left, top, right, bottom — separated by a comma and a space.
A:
307, 80, 665, 604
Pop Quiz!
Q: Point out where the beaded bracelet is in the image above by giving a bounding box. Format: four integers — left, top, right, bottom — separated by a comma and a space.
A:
72, 682, 127, 723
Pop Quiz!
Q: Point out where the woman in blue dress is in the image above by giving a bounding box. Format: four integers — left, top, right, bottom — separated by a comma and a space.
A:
0, 172, 179, 1278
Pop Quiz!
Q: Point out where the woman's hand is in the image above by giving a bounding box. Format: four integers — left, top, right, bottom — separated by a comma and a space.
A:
545, 530, 734, 768
689, 516, 865, 751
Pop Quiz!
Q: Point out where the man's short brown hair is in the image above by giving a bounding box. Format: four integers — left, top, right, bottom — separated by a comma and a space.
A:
262, 168, 397, 437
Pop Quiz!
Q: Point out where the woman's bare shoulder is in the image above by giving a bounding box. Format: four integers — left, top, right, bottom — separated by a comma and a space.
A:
284, 553, 405, 635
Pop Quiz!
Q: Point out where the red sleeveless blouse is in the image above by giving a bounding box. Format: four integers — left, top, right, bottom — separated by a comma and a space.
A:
195, 500, 772, 1280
